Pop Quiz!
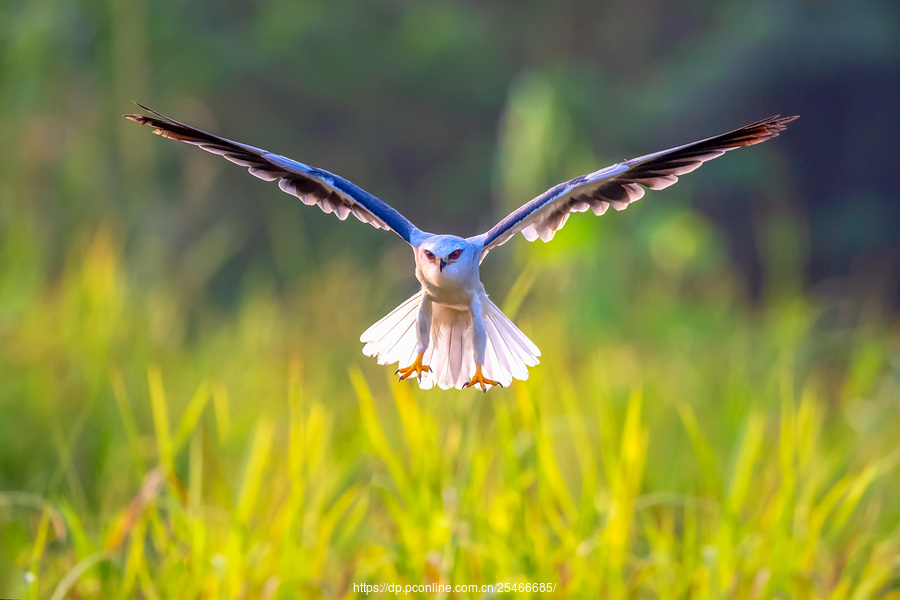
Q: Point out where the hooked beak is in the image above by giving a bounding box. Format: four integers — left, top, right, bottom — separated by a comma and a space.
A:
439, 258, 447, 272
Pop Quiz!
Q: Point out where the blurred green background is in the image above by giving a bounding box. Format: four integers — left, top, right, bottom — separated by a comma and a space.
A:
2, 0, 899, 598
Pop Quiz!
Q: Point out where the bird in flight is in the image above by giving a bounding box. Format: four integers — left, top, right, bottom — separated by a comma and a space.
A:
126, 104, 796, 391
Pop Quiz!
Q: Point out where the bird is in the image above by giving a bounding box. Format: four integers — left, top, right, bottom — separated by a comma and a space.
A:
125, 104, 796, 391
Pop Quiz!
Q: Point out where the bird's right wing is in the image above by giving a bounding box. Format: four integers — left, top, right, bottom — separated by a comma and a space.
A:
125, 103, 425, 245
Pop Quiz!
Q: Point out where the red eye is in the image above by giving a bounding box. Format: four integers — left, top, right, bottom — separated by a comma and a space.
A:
424, 250, 435, 260
448, 249, 462, 260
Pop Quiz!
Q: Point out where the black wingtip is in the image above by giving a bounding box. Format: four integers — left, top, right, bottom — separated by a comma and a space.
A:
123, 103, 190, 131
123, 102, 159, 124
762, 114, 800, 132
131, 101, 162, 117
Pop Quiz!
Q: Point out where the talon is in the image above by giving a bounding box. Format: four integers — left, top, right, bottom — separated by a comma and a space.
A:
396, 352, 431, 382
462, 364, 500, 391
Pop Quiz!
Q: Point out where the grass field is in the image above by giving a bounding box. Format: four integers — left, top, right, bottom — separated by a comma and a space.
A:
1, 0, 898, 596
2, 198, 899, 598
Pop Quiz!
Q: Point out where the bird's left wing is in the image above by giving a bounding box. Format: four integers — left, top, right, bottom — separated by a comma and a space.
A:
476, 115, 797, 258
125, 104, 424, 244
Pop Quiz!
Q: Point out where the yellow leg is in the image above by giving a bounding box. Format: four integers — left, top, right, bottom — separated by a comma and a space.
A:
463, 364, 501, 392
396, 352, 431, 382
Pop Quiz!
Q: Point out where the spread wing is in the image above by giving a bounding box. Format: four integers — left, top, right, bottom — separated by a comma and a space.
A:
125, 103, 424, 244
477, 115, 798, 257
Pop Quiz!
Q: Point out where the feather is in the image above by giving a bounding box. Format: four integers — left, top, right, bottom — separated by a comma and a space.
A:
361, 291, 421, 365
361, 293, 540, 390
479, 115, 798, 258
447, 307, 466, 388
483, 318, 512, 383
431, 311, 451, 389
361, 292, 419, 344
125, 104, 420, 242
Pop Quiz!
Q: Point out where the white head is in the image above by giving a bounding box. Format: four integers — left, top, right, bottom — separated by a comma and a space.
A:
415, 235, 479, 285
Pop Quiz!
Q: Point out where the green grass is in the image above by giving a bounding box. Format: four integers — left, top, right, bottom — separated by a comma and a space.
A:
2, 1, 898, 596
1, 212, 899, 599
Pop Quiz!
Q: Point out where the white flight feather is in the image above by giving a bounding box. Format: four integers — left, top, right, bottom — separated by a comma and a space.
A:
360, 293, 540, 390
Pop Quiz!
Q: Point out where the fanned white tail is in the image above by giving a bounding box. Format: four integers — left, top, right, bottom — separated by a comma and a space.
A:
360, 291, 540, 389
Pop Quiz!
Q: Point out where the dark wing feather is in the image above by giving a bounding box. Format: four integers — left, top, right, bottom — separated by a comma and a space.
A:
478, 115, 798, 256
125, 103, 423, 244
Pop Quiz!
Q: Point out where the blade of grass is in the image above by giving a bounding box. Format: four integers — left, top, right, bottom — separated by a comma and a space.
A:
147, 365, 173, 473
235, 417, 274, 526
173, 380, 212, 455
349, 367, 410, 500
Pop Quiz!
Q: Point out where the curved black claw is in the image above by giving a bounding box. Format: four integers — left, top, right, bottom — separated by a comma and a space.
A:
396, 353, 430, 383
463, 365, 500, 391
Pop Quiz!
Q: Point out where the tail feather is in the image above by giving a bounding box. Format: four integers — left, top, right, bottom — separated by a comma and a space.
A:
360, 291, 540, 390
428, 317, 447, 389
486, 314, 521, 379
380, 320, 417, 366
363, 292, 419, 345
483, 317, 514, 382
482, 333, 510, 384
447, 310, 466, 387
430, 305, 475, 389
361, 291, 422, 366
486, 300, 540, 359
487, 309, 538, 375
